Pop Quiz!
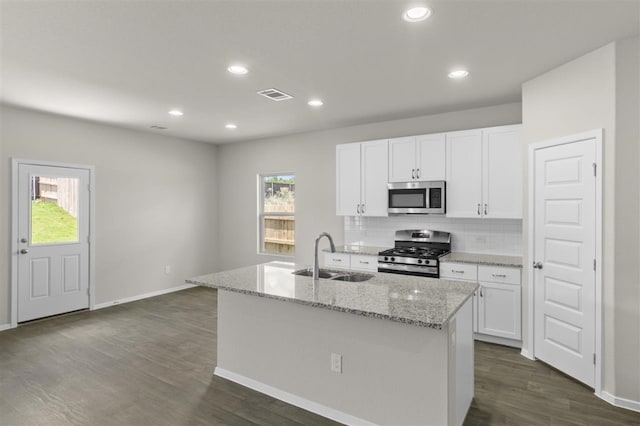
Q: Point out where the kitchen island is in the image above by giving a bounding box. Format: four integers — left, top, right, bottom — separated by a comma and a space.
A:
187, 262, 477, 426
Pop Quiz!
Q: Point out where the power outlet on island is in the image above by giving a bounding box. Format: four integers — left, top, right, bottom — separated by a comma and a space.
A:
331, 353, 342, 374
164, 265, 172, 275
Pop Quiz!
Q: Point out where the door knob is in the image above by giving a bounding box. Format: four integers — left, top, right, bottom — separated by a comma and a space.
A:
20, 238, 28, 243
20, 249, 29, 254
533, 261, 543, 269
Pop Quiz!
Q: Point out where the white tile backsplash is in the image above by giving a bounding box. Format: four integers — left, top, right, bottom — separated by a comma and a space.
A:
344, 216, 522, 255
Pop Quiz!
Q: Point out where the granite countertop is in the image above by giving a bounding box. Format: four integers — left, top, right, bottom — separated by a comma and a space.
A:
187, 261, 477, 330
440, 252, 523, 268
324, 244, 390, 256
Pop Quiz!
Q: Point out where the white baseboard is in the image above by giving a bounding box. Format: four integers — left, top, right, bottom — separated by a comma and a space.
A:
520, 348, 535, 360
214, 367, 375, 426
93, 283, 197, 310
474, 333, 521, 348
0, 323, 14, 332
599, 391, 640, 413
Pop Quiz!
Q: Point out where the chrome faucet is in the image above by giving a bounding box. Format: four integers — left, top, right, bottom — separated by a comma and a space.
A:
313, 232, 336, 280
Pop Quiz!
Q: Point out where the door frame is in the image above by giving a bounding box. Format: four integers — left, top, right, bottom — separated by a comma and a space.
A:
525, 129, 603, 395
10, 158, 96, 328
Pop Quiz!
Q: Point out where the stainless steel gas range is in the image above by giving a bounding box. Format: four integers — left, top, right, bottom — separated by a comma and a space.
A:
377, 229, 451, 278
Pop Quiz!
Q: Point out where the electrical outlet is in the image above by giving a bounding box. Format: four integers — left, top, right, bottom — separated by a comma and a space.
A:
164, 265, 172, 274
331, 353, 342, 373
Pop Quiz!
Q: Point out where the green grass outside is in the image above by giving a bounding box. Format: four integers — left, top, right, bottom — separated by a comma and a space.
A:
31, 200, 78, 244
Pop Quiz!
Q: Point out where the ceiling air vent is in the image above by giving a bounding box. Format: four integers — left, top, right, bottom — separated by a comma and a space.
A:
257, 88, 293, 101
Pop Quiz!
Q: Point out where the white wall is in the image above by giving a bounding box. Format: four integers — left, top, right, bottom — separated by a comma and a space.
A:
613, 36, 640, 403
215, 102, 522, 270
0, 105, 219, 325
522, 37, 640, 404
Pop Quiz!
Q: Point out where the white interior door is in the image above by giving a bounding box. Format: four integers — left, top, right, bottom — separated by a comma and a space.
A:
17, 164, 90, 322
533, 139, 596, 387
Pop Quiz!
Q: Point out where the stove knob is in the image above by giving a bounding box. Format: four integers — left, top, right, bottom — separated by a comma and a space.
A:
384, 256, 389, 261
417, 259, 423, 264
390, 257, 395, 262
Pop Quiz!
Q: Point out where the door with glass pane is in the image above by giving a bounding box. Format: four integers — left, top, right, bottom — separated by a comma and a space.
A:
17, 164, 90, 322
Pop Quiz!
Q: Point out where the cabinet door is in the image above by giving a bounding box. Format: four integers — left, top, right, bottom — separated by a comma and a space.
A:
361, 139, 389, 216
446, 130, 482, 217
482, 125, 522, 219
477, 282, 521, 340
416, 133, 446, 181
388, 136, 416, 182
336, 143, 361, 216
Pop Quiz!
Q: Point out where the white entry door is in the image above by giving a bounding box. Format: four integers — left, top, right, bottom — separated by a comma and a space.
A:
17, 163, 90, 322
533, 138, 596, 387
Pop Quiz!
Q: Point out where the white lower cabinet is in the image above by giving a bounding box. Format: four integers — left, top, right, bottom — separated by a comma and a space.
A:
324, 252, 378, 272
441, 262, 522, 346
324, 252, 351, 269
350, 254, 378, 272
440, 262, 478, 333
477, 281, 521, 340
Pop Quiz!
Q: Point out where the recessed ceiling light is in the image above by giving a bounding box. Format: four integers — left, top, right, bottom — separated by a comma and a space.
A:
308, 99, 323, 107
403, 6, 431, 22
227, 65, 248, 75
225, 123, 237, 129
448, 69, 469, 79
168, 109, 184, 116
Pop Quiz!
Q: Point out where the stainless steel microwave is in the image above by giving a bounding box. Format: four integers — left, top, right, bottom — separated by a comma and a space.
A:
388, 181, 446, 214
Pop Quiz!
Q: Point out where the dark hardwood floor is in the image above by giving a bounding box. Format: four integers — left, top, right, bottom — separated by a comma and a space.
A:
1, 286, 638, 426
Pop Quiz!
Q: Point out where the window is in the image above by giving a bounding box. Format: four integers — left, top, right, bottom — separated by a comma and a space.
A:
259, 174, 295, 255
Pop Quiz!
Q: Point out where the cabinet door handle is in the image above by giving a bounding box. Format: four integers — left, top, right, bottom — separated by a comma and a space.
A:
477, 204, 481, 215
480, 287, 484, 297
452, 269, 464, 274
416, 168, 420, 179
411, 169, 415, 179
492, 273, 506, 278
356, 204, 361, 214
333, 258, 342, 262
361, 204, 365, 214
359, 261, 369, 265
484, 203, 488, 215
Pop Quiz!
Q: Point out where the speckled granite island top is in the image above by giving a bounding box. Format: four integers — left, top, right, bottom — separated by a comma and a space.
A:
440, 252, 523, 268
187, 261, 478, 329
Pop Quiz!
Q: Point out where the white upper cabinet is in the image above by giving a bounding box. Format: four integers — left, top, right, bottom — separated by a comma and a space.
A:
482, 125, 523, 219
416, 133, 446, 181
361, 139, 389, 216
336, 139, 388, 216
446, 129, 483, 217
446, 125, 522, 219
336, 143, 361, 216
388, 133, 445, 182
388, 136, 415, 182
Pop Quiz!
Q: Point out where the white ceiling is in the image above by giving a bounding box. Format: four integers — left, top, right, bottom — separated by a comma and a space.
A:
1, 1, 638, 144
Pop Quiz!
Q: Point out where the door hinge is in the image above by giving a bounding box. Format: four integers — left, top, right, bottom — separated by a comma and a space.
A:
87, 288, 90, 296
593, 259, 596, 271
593, 353, 596, 364
592, 163, 597, 177
87, 235, 91, 243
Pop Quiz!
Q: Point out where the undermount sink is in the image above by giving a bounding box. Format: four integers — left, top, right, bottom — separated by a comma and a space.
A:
330, 273, 374, 282
293, 268, 341, 279
292, 268, 374, 282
